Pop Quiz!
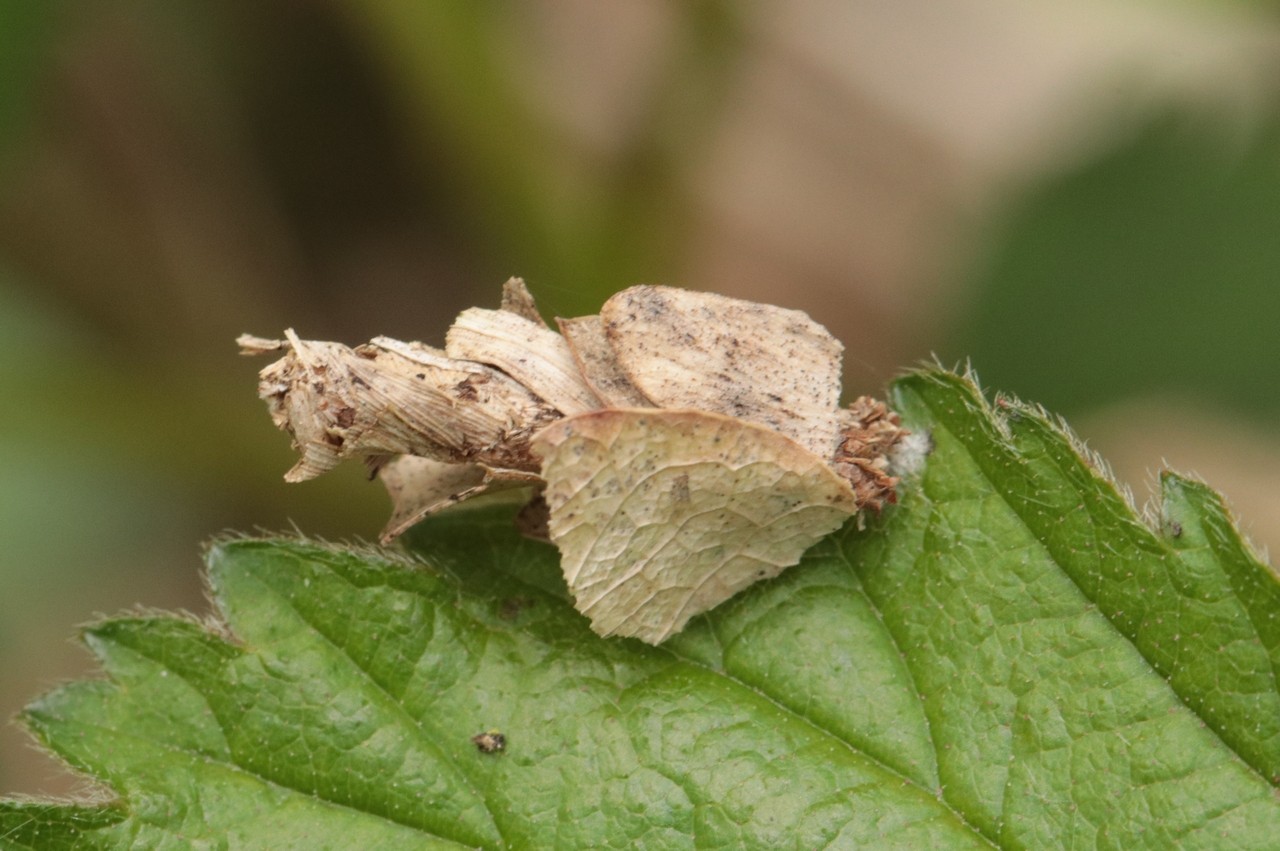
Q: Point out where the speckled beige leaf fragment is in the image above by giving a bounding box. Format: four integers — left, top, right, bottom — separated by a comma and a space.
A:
532, 408, 858, 644
378, 456, 540, 544
556, 315, 653, 408
600, 286, 845, 460
447, 307, 602, 415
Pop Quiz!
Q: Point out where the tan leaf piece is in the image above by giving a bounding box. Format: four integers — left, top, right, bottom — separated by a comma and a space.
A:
498, 276, 547, 327
378, 456, 540, 544
556, 315, 653, 408
600, 285, 844, 459
533, 408, 858, 644
447, 307, 602, 415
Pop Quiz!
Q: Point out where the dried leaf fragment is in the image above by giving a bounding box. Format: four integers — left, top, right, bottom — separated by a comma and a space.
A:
533, 408, 859, 644
600, 286, 845, 460
236, 334, 289, 356
247, 329, 557, 482
378, 456, 540, 544
242, 282, 908, 644
556, 315, 653, 408
498, 276, 546, 327
447, 307, 602, 415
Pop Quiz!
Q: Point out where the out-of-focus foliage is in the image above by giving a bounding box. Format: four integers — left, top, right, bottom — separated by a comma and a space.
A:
0, 4, 58, 165
349, 1, 742, 318
947, 109, 1280, 423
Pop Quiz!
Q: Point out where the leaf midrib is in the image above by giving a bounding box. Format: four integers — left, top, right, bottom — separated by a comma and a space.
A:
676, 578, 996, 845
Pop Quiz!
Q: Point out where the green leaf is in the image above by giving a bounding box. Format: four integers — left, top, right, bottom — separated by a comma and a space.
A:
946, 110, 1280, 423
4, 368, 1279, 849
0, 4, 58, 170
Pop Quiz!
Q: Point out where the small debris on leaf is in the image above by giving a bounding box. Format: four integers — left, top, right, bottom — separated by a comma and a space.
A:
471, 730, 506, 754
241, 281, 908, 644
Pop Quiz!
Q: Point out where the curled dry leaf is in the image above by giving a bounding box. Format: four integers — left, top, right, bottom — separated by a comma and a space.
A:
241, 281, 909, 643
532, 409, 859, 643
446, 307, 602, 416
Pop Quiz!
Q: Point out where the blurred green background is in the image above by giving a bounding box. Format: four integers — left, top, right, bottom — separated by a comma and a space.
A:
3, 0, 1280, 795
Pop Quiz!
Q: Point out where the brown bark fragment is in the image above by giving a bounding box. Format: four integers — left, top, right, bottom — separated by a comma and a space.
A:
249, 329, 557, 483
833, 396, 904, 511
